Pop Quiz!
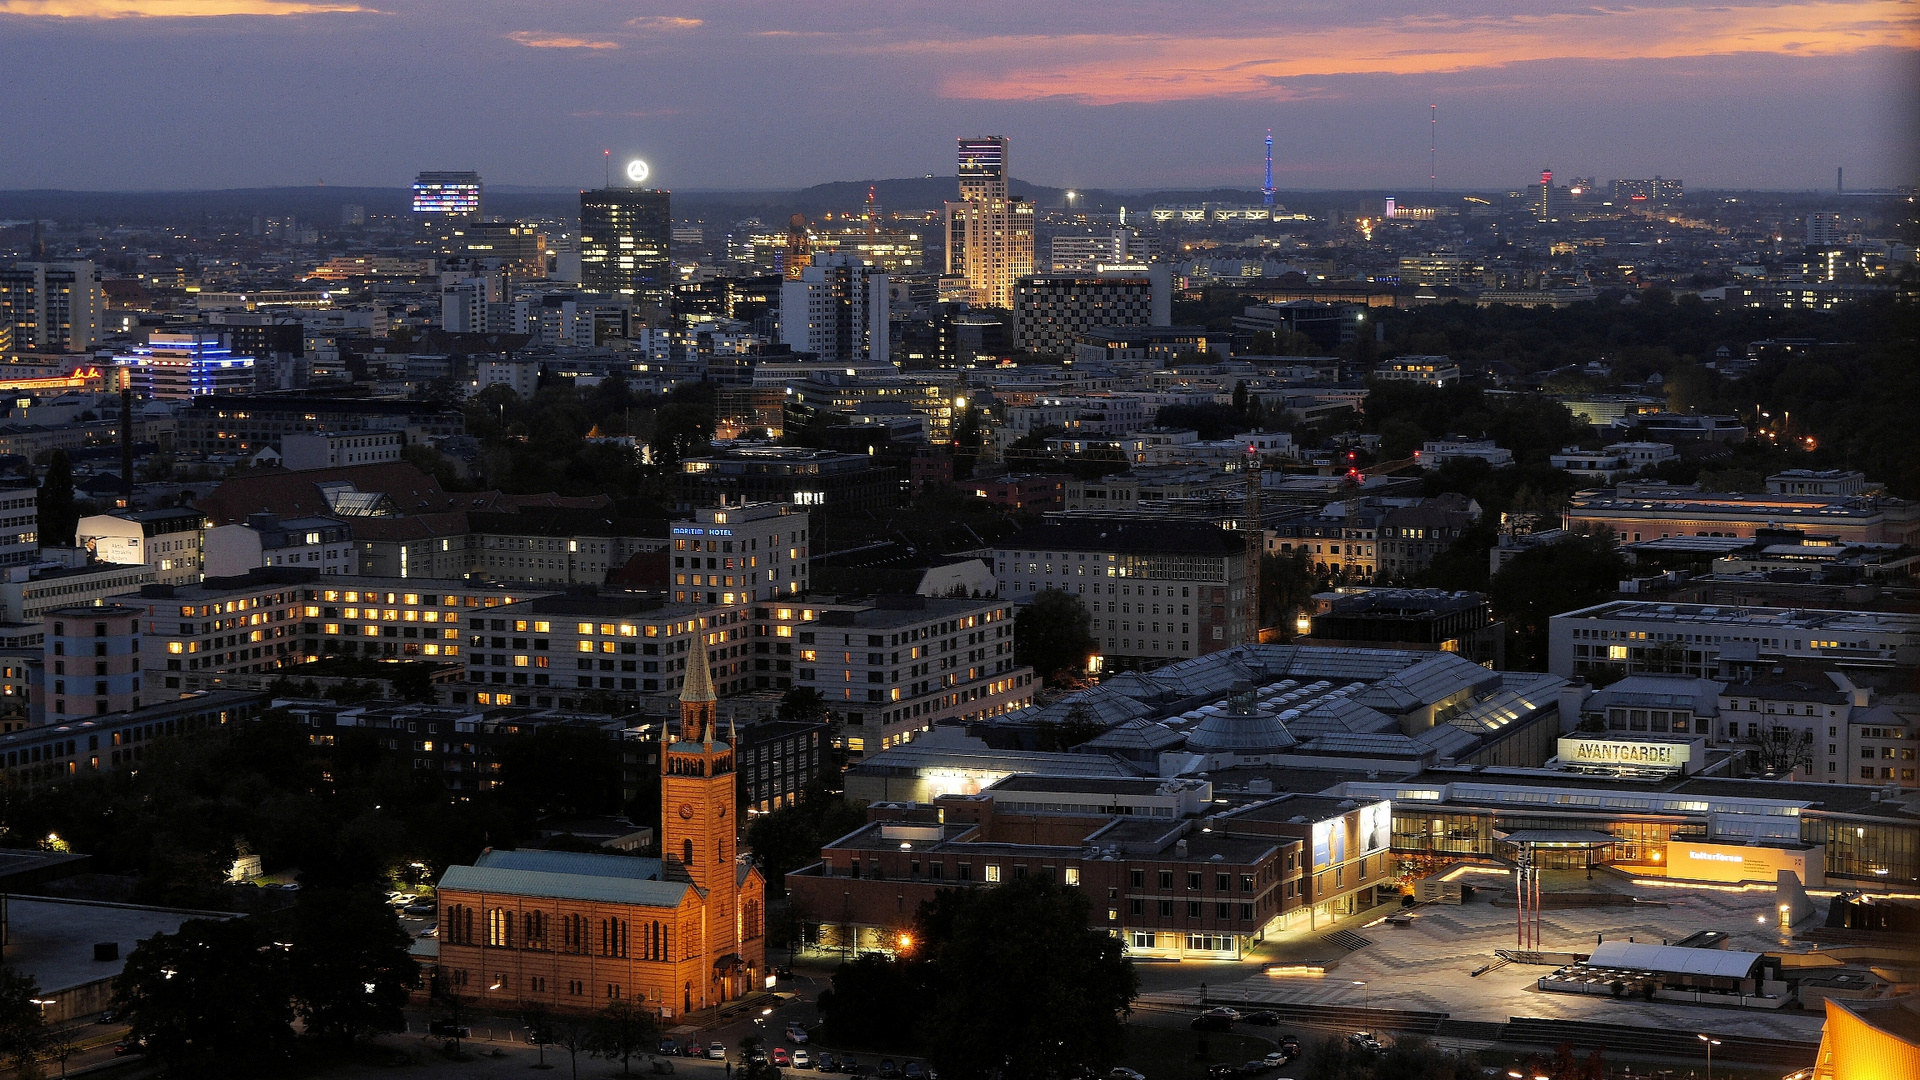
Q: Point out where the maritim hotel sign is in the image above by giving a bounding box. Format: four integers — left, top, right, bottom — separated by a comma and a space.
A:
1556, 736, 1703, 776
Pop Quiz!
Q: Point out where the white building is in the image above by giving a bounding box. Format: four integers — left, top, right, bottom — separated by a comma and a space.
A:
1549, 600, 1920, 681
1550, 446, 1630, 483
1049, 231, 1149, 273
0, 479, 36, 568
440, 273, 505, 333
203, 514, 355, 577
280, 431, 405, 471
1375, 356, 1460, 387
670, 502, 810, 604
779, 255, 890, 365
0, 261, 102, 352
118, 331, 256, 400
1608, 441, 1676, 469
471, 358, 541, 399
76, 508, 205, 586
1418, 436, 1513, 469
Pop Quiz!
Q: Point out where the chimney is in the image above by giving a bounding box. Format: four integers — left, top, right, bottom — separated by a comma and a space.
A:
120, 383, 134, 490
1174, 839, 1188, 858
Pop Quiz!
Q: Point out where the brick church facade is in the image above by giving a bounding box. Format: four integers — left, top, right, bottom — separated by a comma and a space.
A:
432, 638, 767, 1015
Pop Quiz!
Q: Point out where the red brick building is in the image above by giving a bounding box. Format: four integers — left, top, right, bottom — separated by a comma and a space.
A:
433, 641, 766, 1015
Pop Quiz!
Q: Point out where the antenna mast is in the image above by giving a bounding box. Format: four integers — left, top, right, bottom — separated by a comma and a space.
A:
1262, 130, 1275, 207
1429, 105, 1437, 193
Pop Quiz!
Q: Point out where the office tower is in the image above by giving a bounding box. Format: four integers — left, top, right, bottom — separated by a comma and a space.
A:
448, 220, 548, 278
944, 136, 1034, 310
780, 254, 890, 364
440, 273, 506, 333
1807, 213, 1847, 246
411, 171, 482, 219
1535, 169, 1552, 221
580, 187, 673, 316
0, 261, 102, 352
117, 331, 256, 400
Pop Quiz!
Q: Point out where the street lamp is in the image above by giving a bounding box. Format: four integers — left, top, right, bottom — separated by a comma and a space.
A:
1353, 980, 1368, 1010
1698, 1034, 1719, 1080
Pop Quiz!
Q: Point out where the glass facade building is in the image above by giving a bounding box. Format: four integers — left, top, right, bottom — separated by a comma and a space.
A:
580, 187, 673, 314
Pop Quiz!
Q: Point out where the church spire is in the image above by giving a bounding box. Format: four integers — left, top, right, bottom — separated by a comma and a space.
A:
679, 630, 717, 743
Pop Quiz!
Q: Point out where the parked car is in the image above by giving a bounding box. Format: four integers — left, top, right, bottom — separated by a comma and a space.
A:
1346, 1032, 1382, 1053
787, 1024, 810, 1045
843, 1056, 864, 1076
1190, 1014, 1234, 1032
879, 1059, 899, 1078
1238, 1060, 1269, 1075
792, 1049, 813, 1069
682, 1041, 704, 1057
816, 1053, 839, 1073
1242, 1010, 1279, 1026
1205, 1065, 1237, 1080
1204, 1006, 1241, 1020
1109, 1069, 1145, 1080
1279, 1036, 1300, 1056
772, 1048, 791, 1067
1262, 1054, 1287, 1069
708, 1043, 728, 1060
659, 1038, 680, 1055
904, 1064, 925, 1080
95, 1010, 117, 1025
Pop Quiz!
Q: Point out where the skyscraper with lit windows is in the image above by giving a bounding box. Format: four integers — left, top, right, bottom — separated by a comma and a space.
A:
580, 186, 673, 317
944, 136, 1033, 310
411, 171, 482, 219
117, 331, 255, 400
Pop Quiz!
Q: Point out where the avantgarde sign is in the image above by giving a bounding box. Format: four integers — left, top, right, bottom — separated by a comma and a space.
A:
626, 159, 650, 184
1557, 736, 1692, 769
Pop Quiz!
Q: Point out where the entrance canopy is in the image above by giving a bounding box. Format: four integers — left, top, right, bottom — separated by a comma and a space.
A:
1501, 829, 1621, 847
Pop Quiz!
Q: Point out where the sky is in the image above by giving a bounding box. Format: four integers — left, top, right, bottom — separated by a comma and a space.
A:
1, 1, 1915, 193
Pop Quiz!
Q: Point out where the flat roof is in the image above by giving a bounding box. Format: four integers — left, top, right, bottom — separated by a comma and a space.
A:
987, 775, 1186, 796
1558, 600, 1920, 634
5, 897, 238, 994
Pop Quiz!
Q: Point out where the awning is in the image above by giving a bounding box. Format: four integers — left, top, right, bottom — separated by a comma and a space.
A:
714, 953, 745, 973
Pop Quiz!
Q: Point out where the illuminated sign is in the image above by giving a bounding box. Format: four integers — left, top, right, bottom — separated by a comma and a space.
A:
626, 159, 650, 184
671, 527, 733, 537
1664, 841, 1824, 887
1557, 736, 1695, 772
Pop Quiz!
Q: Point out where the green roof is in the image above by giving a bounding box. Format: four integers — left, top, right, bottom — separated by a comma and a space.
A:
438, 865, 691, 908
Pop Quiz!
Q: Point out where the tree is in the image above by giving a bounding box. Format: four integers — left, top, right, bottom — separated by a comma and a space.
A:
115, 918, 295, 1069
37, 450, 77, 549
1014, 589, 1096, 684
498, 724, 624, 817
549, 1014, 596, 1080
0, 967, 45, 1071
588, 996, 659, 1077
920, 876, 1137, 1080
39, 1021, 83, 1079
1259, 550, 1320, 636
286, 886, 417, 1044
777, 686, 828, 726
1487, 531, 1628, 670
816, 953, 930, 1051
1750, 724, 1816, 777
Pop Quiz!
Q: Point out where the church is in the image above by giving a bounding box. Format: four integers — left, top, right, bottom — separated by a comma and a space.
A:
432, 639, 767, 1015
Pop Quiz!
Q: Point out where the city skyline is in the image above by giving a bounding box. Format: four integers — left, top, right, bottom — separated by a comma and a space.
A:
0, 1, 1913, 193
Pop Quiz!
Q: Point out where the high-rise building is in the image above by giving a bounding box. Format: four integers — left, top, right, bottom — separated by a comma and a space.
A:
779, 254, 890, 364
411, 171, 482, 219
1535, 169, 1553, 221
0, 261, 103, 352
1049, 231, 1150, 273
1011, 271, 1170, 357
944, 136, 1034, 310
580, 187, 673, 316
1807, 213, 1847, 246
117, 331, 257, 400
448, 220, 548, 279
1610, 176, 1683, 205
43, 604, 146, 719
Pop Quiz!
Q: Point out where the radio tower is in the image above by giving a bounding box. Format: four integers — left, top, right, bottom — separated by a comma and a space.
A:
1429, 105, 1437, 193
1262, 129, 1275, 206
1243, 443, 1263, 644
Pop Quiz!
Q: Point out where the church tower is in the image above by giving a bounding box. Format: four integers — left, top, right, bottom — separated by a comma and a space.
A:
661, 628, 739, 1000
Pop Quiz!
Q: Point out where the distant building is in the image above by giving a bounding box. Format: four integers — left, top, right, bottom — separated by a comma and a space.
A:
203, 513, 354, 578
42, 604, 145, 720
669, 502, 810, 605
1012, 272, 1171, 358
0, 261, 103, 352
280, 431, 405, 471
580, 186, 673, 314
76, 508, 205, 586
779, 255, 889, 364
1549, 600, 1920, 681
968, 473, 1071, 514
991, 518, 1250, 667
1304, 588, 1502, 667
736, 718, 829, 813
1374, 355, 1460, 387
0, 477, 37, 567
117, 331, 256, 400
944, 136, 1034, 310
1050, 231, 1151, 273
1610, 176, 1682, 205
1417, 436, 1513, 469
411, 171, 482, 219
676, 447, 900, 523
